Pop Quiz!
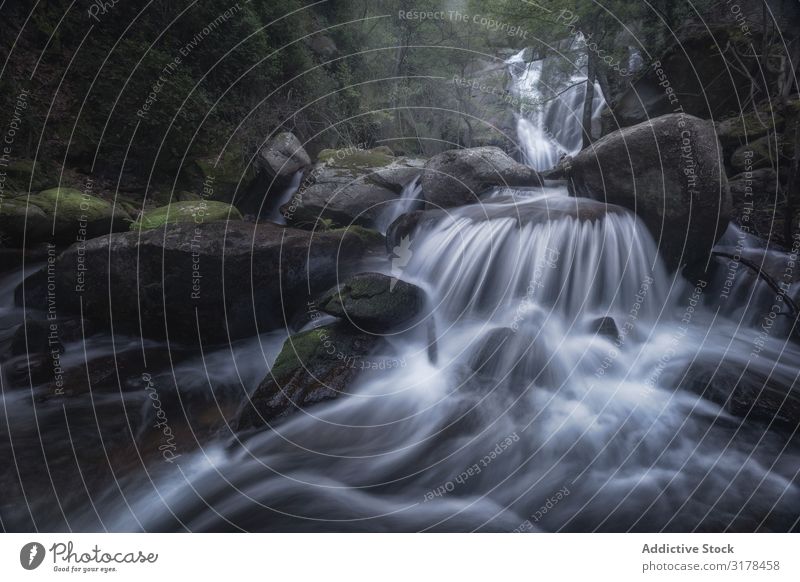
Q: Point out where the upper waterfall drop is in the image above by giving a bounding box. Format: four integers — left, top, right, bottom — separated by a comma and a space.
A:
506, 47, 606, 171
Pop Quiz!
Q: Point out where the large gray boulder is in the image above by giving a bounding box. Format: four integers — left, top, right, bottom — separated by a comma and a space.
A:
564, 114, 731, 270
421, 146, 542, 208
285, 180, 398, 228
283, 147, 425, 229
16, 221, 379, 344
257, 132, 311, 178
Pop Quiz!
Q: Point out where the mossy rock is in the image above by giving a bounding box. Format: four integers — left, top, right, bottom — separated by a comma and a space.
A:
179, 151, 256, 204
319, 272, 425, 333
238, 322, 382, 428
317, 147, 395, 170
130, 200, 242, 230
23, 187, 130, 242
0, 199, 50, 246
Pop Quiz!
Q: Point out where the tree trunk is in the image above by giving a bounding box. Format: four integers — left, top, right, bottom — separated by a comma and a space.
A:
582, 52, 597, 149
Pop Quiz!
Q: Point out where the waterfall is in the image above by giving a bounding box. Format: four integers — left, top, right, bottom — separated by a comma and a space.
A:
507, 48, 605, 171
3, 43, 799, 534
376, 176, 423, 233
62, 185, 800, 533
267, 170, 303, 225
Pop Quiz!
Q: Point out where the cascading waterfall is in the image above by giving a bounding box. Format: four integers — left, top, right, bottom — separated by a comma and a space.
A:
376, 176, 423, 234
59, 184, 800, 532
507, 47, 605, 171
267, 170, 303, 225
3, 45, 799, 534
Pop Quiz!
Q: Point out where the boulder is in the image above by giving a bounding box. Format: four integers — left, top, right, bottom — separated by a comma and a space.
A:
0, 199, 50, 246
16, 221, 380, 344
421, 146, 542, 208
238, 322, 382, 428
681, 360, 800, 427
564, 114, 731, 270
23, 187, 131, 243
317, 146, 395, 170
284, 180, 398, 228
589, 316, 620, 341
368, 158, 426, 192
130, 200, 242, 230
257, 131, 311, 178
318, 272, 425, 333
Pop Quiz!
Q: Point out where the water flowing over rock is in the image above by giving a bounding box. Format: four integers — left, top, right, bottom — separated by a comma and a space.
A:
421, 146, 542, 208
15, 221, 378, 344
563, 113, 731, 270
507, 48, 605, 171
283, 148, 424, 229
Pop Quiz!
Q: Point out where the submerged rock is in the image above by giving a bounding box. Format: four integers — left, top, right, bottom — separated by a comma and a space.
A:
590, 316, 620, 341
681, 361, 800, 428
421, 146, 542, 208
564, 114, 731, 270
238, 322, 381, 428
318, 272, 425, 334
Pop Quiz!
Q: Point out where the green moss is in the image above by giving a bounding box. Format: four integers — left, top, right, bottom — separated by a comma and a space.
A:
26, 187, 117, 222
317, 147, 394, 170
269, 327, 324, 382
130, 200, 243, 230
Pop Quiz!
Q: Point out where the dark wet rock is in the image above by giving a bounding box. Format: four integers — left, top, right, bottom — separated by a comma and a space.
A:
318, 272, 425, 334
16, 221, 379, 344
238, 322, 382, 428
284, 180, 398, 228
421, 146, 542, 208
564, 114, 731, 270
590, 317, 620, 341
681, 361, 800, 428
0, 200, 50, 247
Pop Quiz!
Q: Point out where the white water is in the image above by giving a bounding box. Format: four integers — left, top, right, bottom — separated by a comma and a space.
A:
43, 186, 795, 533
376, 176, 423, 234
267, 170, 303, 224
507, 48, 605, 171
